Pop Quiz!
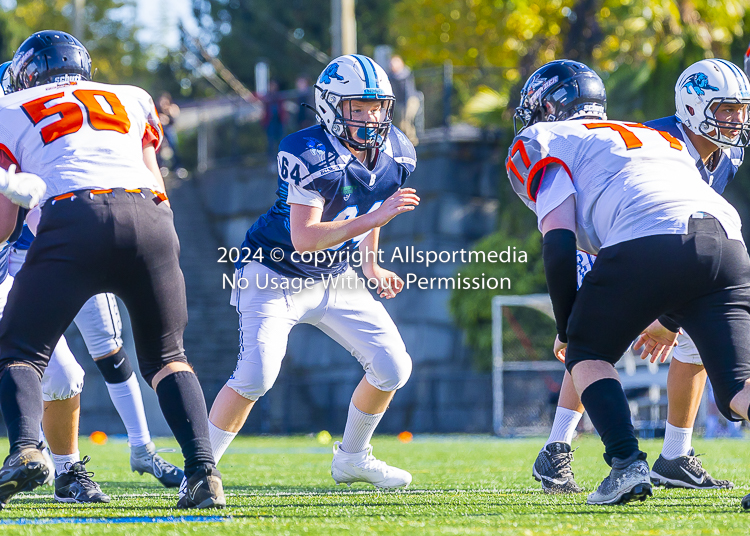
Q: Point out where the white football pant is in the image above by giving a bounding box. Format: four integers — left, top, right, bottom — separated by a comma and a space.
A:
226, 261, 412, 400
0, 274, 84, 401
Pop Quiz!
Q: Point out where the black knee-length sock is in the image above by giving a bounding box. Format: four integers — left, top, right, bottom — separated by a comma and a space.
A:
581, 378, 641, 466
155, 370, 214, 477
0, 366, 43, 453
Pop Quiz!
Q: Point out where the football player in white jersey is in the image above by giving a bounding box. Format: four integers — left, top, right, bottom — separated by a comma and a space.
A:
206, 55, 418, 490
508, 59, 750, 508
0, 31, 223, 509
0, 61, 183, 502
532, 59, 748, 494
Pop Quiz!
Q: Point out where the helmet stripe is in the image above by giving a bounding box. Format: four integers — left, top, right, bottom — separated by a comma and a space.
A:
353, 54, 379, 91
716, 58, 749, 93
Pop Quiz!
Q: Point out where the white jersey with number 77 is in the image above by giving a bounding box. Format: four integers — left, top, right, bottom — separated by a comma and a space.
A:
506, 119, 743, 254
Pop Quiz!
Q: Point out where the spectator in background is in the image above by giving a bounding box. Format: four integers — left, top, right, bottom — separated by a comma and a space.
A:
263, 80, 286, 166
388, 55, 420, 145
295, 77, 315, 129
158, 93, 186, 178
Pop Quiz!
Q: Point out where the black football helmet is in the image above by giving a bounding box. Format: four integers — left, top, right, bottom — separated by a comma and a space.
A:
10, 31, 91, 91
514, 60, 606, 134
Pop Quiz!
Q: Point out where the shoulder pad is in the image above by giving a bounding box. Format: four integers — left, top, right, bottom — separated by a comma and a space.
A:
643, 116, 684, 142
730, 146, 744, 166
506, 134, 571, 203
388, 127, 417, 172
280, 128, 342, 171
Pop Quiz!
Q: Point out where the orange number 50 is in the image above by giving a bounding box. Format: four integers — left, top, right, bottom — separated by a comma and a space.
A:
585, 122, 682, 150
22, 89, 131, 145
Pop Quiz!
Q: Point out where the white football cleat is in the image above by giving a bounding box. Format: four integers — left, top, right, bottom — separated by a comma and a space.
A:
331, 441, 412, 489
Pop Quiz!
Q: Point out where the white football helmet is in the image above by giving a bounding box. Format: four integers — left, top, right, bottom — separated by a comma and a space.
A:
675, 59, 750, 148
314, 55, 394, 150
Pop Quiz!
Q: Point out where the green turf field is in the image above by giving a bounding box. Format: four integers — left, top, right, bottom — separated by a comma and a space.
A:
0, 434, 748, 535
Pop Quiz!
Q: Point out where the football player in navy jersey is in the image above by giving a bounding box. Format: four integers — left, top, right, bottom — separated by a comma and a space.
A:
205, 55, 419, 489
532, 59, 749, 494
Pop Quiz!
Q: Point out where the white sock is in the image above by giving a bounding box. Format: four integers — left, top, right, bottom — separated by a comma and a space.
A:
341, 400, 384, 454
661, 423, 693, 459
105, 373, 151, 448
209, 421, 237, 465
52, 451, 80, 476
545, 407, 583, 447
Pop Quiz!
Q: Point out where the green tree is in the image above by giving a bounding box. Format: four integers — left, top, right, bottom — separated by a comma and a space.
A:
448, 212, 554, 370
192, 0, 398, 91
393, 0, 750, 123
394, 0, 750, 366
1, 0, 151, 86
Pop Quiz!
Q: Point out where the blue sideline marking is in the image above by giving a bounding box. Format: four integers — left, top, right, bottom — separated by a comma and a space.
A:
0, 516, 229, 525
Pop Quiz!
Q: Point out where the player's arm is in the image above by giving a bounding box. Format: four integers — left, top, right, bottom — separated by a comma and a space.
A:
633, 319, 679, 363
540, 194, 577, 360
0, 194, 19, 242
289, 188, 419, 253
359, 227, 403, 299
142, 146, 170, 208
0, 164, 45, 210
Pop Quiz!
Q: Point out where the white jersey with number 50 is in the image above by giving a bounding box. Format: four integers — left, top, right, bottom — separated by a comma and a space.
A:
0, 80, 163, 203
506, 119, 743, 254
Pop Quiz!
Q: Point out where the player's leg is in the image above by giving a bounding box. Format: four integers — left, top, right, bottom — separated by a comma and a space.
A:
110, 194, 223, 509
532, 371, 584, 493
650, 337, 732, 489
532, 249, 593, 492
563, 235, 696, 505
315, 272, 412, 488
208, 263, 302, 464
74, 293, 183, 488
14, 296, 110, 505
0, 227, 100, 507
670, 291, 750, 507
39, 335, 110, 504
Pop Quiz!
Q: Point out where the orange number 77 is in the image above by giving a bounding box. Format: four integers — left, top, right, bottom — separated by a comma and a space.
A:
584, 122, 682, 150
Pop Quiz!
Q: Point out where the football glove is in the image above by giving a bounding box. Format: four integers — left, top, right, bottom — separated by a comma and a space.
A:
0, 165, 46, 208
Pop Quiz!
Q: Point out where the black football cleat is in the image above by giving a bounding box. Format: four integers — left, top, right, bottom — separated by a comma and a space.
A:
177, 464, 225, 509
650, 449, 733, 489
0, 445, 51, 508
532, 442, 583, 494
54, 456, 111, 503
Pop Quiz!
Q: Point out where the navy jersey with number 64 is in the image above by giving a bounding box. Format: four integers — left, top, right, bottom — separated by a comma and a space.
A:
238, 124, 417, 278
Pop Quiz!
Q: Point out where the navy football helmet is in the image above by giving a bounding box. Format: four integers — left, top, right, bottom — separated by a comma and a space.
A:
0, 61, 12, 95
514, 60, 607, 134
11, 30, 91, 91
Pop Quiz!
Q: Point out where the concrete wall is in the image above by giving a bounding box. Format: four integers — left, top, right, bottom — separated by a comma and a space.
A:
68, 127, 503, 436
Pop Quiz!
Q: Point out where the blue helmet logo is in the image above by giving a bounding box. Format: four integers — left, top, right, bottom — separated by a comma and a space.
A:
320, 63, 345, 85
683, 72, 719, 96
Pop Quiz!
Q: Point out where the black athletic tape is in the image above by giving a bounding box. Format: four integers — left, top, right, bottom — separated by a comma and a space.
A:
95, 348, 134, 384
542, 228, 577, 343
